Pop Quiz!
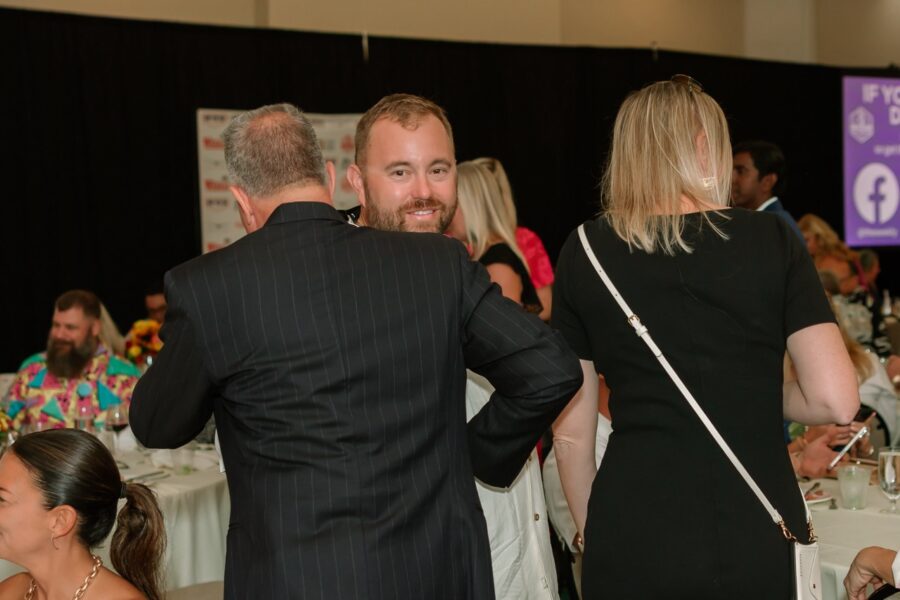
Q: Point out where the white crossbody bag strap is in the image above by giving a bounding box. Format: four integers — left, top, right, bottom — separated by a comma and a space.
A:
577, 224, 793, 528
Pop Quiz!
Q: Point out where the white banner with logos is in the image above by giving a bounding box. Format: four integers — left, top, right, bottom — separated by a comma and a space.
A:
196, 108, 361, 254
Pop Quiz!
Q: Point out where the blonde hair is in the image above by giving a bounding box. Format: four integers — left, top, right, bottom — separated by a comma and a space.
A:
99, 303, 126, 357
798, 213, 853, 261
457, 161, 528, 271
473, 157, 517, 227
829, 297, 875, 382
602, 78, 732, 255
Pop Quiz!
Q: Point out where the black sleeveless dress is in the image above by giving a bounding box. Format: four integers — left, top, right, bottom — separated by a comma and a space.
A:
479, 243, 543, 315
552, 209, 833, 599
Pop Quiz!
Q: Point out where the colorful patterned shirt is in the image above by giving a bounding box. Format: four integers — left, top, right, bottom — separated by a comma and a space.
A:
5, 345, 140, 432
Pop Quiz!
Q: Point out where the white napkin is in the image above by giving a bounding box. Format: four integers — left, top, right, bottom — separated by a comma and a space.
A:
149, 448, 220, 470
116, 426, 138, 453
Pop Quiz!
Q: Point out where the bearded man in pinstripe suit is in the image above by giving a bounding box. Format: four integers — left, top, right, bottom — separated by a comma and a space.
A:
130, 102, 581, 599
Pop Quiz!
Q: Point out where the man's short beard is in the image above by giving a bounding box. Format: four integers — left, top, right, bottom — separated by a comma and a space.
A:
46, 336, 98, 379
362, 181, 456, 234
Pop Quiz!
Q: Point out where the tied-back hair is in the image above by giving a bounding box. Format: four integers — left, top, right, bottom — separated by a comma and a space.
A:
601, 78, 732, 255
457, 161, 529, 271
11, 430, 166, 600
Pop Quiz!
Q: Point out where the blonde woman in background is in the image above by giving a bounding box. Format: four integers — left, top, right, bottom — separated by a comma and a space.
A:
799, 213, 867, 293
551, 76, 857, 597
474, 157, 555, 320
448, 161, 542, 315
98, 303, 126, 357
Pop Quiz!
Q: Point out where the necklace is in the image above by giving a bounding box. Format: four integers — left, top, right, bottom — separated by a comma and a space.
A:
24, 554, 102, 600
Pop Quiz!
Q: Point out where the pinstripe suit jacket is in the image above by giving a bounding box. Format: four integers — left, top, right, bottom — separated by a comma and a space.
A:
130, 201, 581, 600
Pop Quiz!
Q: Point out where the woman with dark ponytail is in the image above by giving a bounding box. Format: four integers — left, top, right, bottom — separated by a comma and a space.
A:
0, 429, 166, 599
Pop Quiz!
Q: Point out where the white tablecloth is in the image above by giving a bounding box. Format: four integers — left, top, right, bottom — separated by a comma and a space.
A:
810, 478, 900, 600
0, 449, 229, 590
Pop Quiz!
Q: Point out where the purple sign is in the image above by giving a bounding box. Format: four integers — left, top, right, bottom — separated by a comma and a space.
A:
843, 76, 900, 246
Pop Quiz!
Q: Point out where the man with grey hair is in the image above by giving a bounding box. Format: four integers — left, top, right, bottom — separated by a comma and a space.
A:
130, 102, 581, 600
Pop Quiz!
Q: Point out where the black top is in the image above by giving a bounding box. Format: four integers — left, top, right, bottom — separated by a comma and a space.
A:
552, 208, 834, 598
479, 243, 542, 315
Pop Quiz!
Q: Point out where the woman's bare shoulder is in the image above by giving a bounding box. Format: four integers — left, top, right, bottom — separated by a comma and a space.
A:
0, 573, 32, 597
93, 568, 147, 599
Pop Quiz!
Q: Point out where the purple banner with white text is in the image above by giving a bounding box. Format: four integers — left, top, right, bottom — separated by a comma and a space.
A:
843, 76, 900, 246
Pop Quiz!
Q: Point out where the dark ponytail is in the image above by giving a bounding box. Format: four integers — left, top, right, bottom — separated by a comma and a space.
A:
11, 430, 167, 600
112, 482, 166, 600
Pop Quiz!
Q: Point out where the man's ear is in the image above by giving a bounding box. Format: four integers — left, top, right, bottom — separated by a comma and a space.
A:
760, 173, 777, 195
48, 504, 78, 540
346, 164, 367, 207
90, 318, 101, 339
324, 161, 336, 201
229, 185, 259, 234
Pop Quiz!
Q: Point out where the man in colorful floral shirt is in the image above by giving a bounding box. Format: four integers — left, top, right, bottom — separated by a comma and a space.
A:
5, 290, 140, 432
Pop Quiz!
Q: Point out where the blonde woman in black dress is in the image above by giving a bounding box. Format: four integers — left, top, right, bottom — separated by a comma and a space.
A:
551, 77, 859, 598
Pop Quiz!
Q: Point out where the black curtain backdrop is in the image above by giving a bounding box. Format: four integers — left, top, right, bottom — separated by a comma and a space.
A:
1, 7, 897, 371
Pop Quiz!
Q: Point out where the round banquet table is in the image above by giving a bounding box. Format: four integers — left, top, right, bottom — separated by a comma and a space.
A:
808, 476, 900, 600
0, 449, 229, 591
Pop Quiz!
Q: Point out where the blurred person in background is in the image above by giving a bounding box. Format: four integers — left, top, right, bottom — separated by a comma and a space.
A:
4, 290, 139, 433
448, 160, 542, 316
474, 157, 555, 321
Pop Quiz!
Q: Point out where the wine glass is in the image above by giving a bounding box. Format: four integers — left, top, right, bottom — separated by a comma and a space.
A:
104, 404, 129, 459
105, 404, 129, 434
878, 447, 900, 513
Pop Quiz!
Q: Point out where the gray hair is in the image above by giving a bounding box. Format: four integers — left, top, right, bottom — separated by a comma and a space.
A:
222, 103, 326, 198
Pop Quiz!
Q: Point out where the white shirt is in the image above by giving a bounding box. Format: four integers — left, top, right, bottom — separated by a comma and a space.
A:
858, 352, 900, 444
757, 196, 779, 211
541, 414, 612, 552
466, 371, 559, 600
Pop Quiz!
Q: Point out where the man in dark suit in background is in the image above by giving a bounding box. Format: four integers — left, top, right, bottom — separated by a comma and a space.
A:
129, 103, 581, 599
732, 140, 804, 239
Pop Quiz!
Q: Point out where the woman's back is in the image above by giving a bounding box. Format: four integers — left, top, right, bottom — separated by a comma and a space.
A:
553, 208, 834, 598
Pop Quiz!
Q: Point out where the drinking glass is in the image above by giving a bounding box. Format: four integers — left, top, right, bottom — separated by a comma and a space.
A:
105, 404, 129, 434
104, 404, 129, 457
878, 447, 900, 513
75, 404, 94, 433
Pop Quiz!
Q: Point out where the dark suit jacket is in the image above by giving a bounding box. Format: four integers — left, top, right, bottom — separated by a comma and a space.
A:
130, 201, 581, 600
762, 198, 804, 241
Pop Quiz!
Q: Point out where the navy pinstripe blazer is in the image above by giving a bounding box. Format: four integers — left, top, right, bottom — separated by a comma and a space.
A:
130, 201, 581, 600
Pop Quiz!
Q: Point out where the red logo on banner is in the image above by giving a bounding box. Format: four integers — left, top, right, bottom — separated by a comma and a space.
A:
203, 137, 225, 150
204, 180, 229, 191
341, 134, 354, 152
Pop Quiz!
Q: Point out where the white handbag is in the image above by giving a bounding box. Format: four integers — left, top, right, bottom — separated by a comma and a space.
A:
577, 224, 822, 600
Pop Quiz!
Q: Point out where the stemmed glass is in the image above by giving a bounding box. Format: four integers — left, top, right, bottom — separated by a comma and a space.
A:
106, 404, 129, 433
104, 404, 129, 460
878, 446, 900, 513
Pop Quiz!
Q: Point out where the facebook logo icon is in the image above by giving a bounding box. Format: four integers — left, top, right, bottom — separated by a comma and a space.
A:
854, 163, 899, 225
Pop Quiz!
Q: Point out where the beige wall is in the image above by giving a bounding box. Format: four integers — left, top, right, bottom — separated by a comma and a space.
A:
816, 0, 900, 67
743, 0, 815, 63
2, 0, 900, 67
268, 0, 561, 45
559, 0, 744, 57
